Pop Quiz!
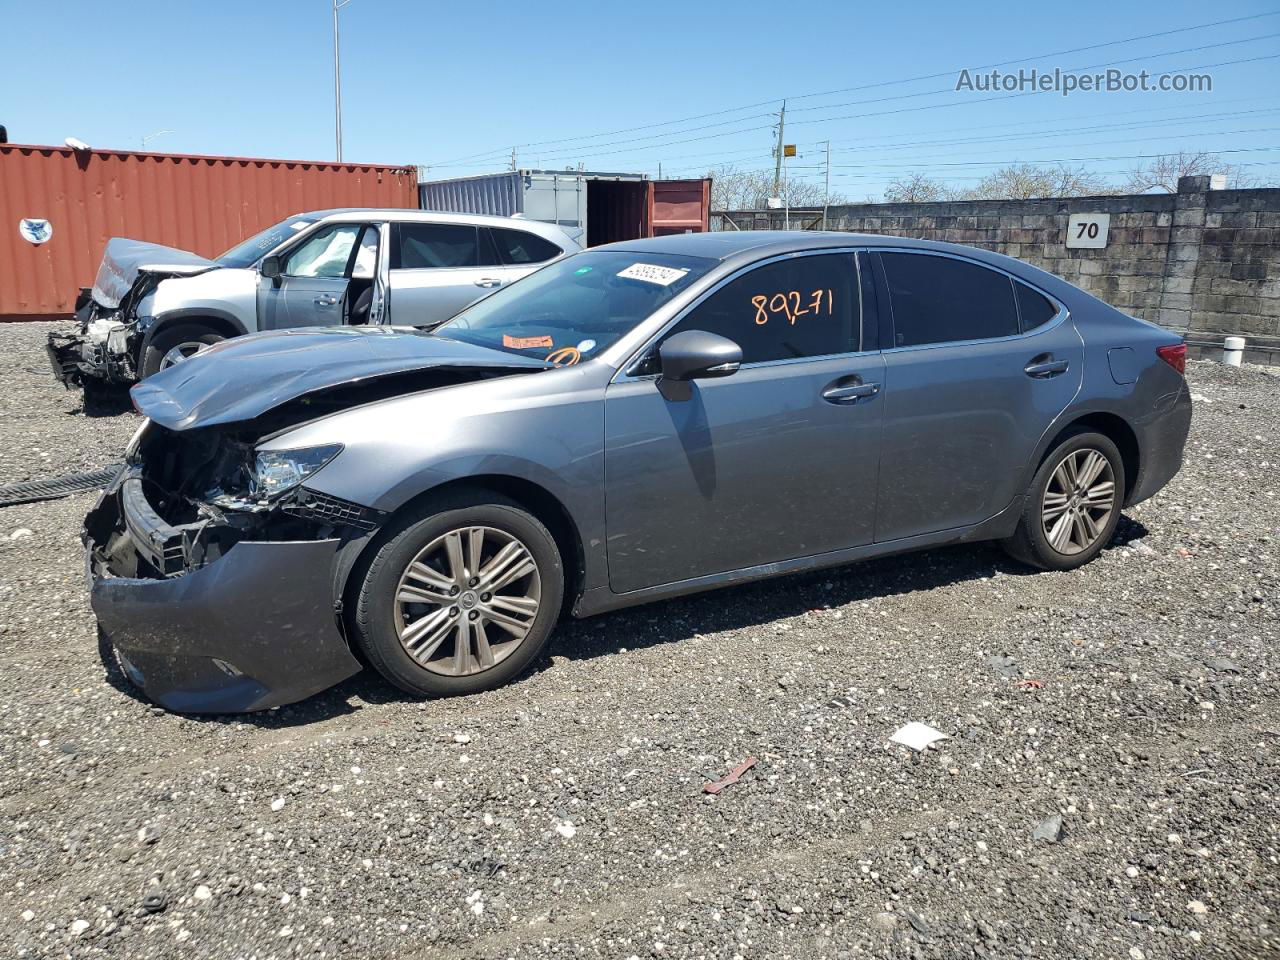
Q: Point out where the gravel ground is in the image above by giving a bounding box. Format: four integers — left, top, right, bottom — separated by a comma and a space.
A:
0, 321, 1275, 960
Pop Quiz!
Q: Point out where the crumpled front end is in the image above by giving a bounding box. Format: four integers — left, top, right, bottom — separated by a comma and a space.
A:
86, 420, 384, 712
49, 238, 218, 388
47, 296, 141, 387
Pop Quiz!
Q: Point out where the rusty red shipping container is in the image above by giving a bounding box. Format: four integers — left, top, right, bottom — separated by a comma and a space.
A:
648, 179, 712, 237
0, 145, 418, 320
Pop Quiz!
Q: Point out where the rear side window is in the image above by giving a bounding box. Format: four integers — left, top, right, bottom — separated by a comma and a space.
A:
880, 252, 1019, 347
392, 223, 478, 269
1016, 282, 1058, 332
491, 228, 561, 265
667, 253, 859, 364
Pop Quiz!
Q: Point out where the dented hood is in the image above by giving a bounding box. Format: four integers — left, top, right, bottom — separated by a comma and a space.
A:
130, 327, 551, 431
92, 238, 219, 308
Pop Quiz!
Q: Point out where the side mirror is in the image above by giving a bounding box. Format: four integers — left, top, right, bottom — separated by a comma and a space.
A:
260, 255, 283, 280
658, 330, 742, 381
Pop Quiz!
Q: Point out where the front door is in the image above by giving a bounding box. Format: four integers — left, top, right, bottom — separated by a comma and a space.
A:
258, 222, 373, 330
871, 250, 1084, 542
604, 251, 884, 594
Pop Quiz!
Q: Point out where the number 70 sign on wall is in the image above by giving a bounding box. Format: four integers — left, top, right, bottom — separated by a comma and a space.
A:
1065, 213, 1110, 249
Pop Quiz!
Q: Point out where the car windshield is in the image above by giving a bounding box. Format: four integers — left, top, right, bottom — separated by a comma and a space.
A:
434, 250, 715, 362
216, 216, 317, 268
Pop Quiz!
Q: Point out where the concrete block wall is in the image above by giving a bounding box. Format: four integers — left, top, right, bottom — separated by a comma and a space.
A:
714, 177, 1280, 364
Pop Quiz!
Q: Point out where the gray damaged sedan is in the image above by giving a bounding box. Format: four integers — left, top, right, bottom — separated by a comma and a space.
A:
85, 232, 1192, 713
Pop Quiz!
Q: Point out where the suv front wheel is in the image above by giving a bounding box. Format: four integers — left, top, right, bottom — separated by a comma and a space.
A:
141, 324, 225, 378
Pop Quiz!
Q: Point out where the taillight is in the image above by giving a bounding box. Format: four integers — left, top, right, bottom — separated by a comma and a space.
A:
1156, 342, 1186, 375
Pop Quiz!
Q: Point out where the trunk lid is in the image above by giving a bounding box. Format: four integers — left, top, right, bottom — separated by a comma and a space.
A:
130, 326, 550, 431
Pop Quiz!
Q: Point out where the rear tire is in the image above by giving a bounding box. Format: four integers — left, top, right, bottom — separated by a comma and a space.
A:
140, 325, 225, 378
350, 489, 564, 698
1002, 429, 1125, 571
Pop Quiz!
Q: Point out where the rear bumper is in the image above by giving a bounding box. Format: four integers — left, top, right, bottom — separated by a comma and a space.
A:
85, 477, 362, 714
1128, 379, 1193, 506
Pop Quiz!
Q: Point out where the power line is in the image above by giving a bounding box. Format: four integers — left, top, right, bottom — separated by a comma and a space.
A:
426, 10, 1280, 166
520, 51, 1280, 169
571, 97, 1280, 172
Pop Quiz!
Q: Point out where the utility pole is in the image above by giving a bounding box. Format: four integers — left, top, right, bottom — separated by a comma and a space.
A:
772, 100, 787, 199
823, 140, 831, 231
333, 0, 353, 162
510, 147, 518, 171
783, 151, 790, 231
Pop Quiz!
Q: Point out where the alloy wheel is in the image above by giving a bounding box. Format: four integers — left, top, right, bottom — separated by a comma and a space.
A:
159, 341, 208, 369
1040, 447, 1117, 556
394, 525, 542, 676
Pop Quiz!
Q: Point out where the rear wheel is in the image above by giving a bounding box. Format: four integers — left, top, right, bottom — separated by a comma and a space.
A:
1002, 429, 1125, 571
351, 490, 563, 698
140, 325, 225, 378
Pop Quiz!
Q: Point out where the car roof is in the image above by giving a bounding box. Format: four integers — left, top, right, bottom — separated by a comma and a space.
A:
595, 230, 1031, 270
301, 208, 577, 244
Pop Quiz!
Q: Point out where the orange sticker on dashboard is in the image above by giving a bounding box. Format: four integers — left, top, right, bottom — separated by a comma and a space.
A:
546, 347, 581, 366
503, 334, 554, 349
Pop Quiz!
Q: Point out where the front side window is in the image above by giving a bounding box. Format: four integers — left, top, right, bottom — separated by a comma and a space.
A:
351, 225, 380, 280
880, 252, 1019, 347
492, 228, 562, 265
663, 253, 859, 364
283, 224, 363, 278
437, 251, 714, 361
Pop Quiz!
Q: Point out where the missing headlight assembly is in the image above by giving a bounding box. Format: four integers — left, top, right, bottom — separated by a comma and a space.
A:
88, 421, 381, 581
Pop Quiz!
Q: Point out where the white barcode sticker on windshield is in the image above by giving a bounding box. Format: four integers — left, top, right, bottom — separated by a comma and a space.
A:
617, 263, 689, 286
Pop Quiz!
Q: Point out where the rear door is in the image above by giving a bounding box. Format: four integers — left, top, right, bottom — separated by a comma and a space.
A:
385, 222, 507, 326
603, 250, 884, 594
257, 222, 370, 330
871, 250, 1082, 542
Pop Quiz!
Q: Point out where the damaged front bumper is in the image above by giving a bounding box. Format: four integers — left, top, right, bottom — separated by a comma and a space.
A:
84, 467, 366, 713
48, 315, 139, 387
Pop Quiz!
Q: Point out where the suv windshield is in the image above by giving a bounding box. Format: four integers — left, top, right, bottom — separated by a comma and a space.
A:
217, 217, 317, 268
435, 251, 714, 362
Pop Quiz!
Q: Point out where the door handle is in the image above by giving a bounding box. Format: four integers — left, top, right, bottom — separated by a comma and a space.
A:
1025, 355, 1069, 378
822, 381, 880, 404
314, 294, 338, 306
474, 277, 502, 288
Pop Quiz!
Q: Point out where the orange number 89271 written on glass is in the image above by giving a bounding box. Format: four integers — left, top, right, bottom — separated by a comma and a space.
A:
751, 289, 834, 325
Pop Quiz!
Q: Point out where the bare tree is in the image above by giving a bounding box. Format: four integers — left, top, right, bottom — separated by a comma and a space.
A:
707, 164, 843, 209
950, 163, 1115, 200
1123, 151, 1258, 193
883, 173, 950, 203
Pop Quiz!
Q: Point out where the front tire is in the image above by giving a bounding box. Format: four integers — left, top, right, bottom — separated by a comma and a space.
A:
350, 489, 564, 698
1002, 429, 1125, 571
140, 325, 225, 378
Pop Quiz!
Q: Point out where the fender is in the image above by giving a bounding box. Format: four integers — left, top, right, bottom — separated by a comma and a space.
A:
139, 308, 250, 359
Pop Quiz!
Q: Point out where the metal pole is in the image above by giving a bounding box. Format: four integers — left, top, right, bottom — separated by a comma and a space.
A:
783, 151, 789, 231
772, 100, 786, 199
823, 140, 831, 231
333, 0, 345, 162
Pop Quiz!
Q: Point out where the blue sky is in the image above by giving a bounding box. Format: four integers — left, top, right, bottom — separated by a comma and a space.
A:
4, 0, 1279, 199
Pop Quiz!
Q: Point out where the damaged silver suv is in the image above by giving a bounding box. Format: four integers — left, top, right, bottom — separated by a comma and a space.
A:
48, 209, 578, 388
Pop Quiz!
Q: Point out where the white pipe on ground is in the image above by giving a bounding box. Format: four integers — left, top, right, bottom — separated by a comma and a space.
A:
1223, 336, 1245, 367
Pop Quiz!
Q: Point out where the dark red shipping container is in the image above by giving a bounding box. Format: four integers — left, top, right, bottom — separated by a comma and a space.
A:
0, 145, 418, 320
